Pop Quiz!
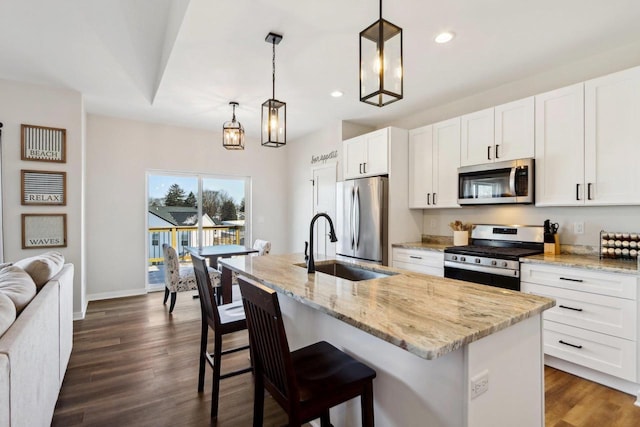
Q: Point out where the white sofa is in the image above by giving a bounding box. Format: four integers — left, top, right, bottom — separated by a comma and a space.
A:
0, 263, 74, 427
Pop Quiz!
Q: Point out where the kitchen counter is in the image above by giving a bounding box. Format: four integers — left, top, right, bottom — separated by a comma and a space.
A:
391, 241, 449, 252
221, 253, 553, 360
220, 253, 553, 427
522, 253, 640, 274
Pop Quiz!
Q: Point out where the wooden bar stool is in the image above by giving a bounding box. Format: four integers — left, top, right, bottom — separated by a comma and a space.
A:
191, 254, 252, 418
238, 275, 377, 427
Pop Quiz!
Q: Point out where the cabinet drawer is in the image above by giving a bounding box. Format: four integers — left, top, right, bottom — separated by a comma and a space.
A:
393, 260, 443, 277
544, 320, 637, 382
392, 249, 444, 277
523, 282, 637, 340
521, 264, 637, 300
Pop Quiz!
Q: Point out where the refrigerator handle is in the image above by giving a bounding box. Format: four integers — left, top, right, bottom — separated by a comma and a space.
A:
354, 185, 360, 249
350, 187, 355, 249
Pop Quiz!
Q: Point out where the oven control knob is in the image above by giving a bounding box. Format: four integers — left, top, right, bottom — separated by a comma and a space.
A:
502, 261, 508, 267
452, 255, 458, 261
460, 257, 466, 262
475, 258, 481, 264
491, 260, 497, 266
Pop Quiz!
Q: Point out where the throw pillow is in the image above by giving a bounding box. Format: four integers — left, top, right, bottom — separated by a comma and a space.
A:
14, 251, 65, 290
0, 266, 37, 314
0, 292, 16, 338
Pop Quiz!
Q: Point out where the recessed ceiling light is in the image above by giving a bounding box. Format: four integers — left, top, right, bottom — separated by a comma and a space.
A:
435, 32, 455, 44
331, 90, 344, 98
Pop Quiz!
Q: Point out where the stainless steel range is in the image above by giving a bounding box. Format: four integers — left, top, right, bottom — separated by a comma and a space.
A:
444, 224, 544, 291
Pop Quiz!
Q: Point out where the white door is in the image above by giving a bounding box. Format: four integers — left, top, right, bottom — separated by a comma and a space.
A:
495, 97, 535, 162
585, 66, 640, 205
312, 164, 337, 257
535, 83, 585, 206
343, 136, 366, 179
408, 125, 433, 208
432, 117, 461, 208
460, 107, 494, 166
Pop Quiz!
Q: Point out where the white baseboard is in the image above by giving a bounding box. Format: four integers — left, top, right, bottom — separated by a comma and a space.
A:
73, 300, 88, 320
147, 284, 165, 293
87, 288, 147, 302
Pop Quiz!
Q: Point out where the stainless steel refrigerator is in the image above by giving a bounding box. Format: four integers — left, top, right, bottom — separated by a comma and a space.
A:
336, 176, 388, 265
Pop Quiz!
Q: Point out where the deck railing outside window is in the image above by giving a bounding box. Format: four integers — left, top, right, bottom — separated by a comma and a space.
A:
148, 225, 245, 264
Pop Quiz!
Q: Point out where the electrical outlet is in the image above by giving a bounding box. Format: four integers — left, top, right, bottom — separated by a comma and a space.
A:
574, 221, 585, 234
470, 370, 489, 399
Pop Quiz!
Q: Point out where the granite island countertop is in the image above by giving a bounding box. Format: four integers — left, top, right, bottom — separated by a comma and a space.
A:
220, 253, 554, 360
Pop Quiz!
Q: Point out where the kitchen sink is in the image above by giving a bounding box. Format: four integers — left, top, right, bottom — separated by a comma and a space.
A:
295, 261, 397, 281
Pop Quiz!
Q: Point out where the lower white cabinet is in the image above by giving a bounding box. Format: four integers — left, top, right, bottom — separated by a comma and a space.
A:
521, 263, 638, 383
392, 248, 444, 277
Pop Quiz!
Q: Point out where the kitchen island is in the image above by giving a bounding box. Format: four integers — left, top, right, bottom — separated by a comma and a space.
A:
220, 253, 554, 427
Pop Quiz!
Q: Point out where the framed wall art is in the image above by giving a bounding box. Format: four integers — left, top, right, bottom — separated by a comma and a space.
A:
21, 124, 66, 163
21, 170, 66, 206
21, 213, 67, 249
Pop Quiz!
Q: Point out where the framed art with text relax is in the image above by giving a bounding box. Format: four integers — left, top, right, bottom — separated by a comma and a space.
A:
21, 169, 66, 206
21, 213, 67, 249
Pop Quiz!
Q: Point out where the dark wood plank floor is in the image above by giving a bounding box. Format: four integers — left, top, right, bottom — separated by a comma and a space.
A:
53, 292, 640, 426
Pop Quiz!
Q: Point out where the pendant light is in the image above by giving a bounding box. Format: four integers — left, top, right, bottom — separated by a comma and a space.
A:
359, 0, 403, 107
222, 102, 245, 150
261, 32, 286, 147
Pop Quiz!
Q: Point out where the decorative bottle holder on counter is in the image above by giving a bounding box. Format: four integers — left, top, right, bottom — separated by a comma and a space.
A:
599, 231, 640, 260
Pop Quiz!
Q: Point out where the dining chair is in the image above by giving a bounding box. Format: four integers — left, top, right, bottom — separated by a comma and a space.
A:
238, 275, 377, 427
191, 253, 252, 418
162, 243, 220, 313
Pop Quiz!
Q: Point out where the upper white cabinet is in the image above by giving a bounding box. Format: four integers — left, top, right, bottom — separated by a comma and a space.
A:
408, 118, 460, 208
535, 83, 585, 206
343, 128, 389, 179
460, 97, 534, 167
536, 66, 640, 206
584, 66, 640, 205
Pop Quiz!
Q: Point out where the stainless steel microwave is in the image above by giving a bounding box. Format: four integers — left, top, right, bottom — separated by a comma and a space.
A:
458, 158, 534, 205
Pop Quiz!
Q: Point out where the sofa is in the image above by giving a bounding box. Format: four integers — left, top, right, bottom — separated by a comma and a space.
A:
0, 253, 74, 427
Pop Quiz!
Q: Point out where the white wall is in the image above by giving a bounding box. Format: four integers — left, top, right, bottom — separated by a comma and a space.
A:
85, 114, 288, 304
0, 78, 85, 315
387, 40, 640, 248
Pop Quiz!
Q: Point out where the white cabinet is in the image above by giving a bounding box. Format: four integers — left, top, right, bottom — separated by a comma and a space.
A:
535, 66, 640, 206
408, 118, 460, 208
343, 128, 389, 179
521, 263, 638, 382
585, 66, 640, 205
535, 83, 585, 206
392, 248, 444, 277
460, 97, 534, 167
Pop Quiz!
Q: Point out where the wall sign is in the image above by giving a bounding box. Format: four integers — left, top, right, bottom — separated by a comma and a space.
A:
22, 214, 67, 249
21, 170, 66, 206
311, 150, 338, 164
21, 124, 66, 163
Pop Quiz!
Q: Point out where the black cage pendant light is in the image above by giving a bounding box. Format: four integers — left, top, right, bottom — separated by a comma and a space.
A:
359, 0, 403, 107
261, 32, 286, 147
222, 101, 245, 150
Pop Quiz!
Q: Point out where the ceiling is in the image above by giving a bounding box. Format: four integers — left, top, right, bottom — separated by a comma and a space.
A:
1, 0, 640, 141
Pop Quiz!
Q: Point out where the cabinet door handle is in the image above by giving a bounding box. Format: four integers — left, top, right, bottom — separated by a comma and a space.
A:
576, 183, 581, 201
487, 145, 492, 161
587, 183, 593, 200
433, 193, 437, 205
559, 304, 583, 312
495, 144, 500, 159
560, 277, 584, 283
359, 163, 362, 174
409, 255, 423, 260
427, 193, 431, 205
559, 340, 583, 349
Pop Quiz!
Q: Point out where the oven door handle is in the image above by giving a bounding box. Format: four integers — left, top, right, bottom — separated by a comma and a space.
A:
444, 261, 520, 278
509, 167, 517, 196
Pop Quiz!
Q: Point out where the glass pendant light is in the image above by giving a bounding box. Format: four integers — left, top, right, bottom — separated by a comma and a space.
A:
261, 33, 286, 147
222, 101, 245, 150
360, 0, 403, 107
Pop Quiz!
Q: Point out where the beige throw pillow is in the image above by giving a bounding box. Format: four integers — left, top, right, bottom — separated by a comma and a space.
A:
14, 251, 65, 289
0, 266, 37, 314
0, 292, 17, 337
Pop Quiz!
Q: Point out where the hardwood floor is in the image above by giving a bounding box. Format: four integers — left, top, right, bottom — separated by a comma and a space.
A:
54, 292, 640, 426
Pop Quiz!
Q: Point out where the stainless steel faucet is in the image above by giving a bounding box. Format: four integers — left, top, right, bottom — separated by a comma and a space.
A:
305, 213, 338, 273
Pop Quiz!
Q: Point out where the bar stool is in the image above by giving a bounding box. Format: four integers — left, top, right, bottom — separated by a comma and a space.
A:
238, 275, 377, 427
191, 254, 252, 418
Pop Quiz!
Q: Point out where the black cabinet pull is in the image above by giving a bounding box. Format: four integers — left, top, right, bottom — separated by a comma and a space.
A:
576, 183, 580, 201
363, 162, 367, 174
409, 255, 422, 260
559, 277, 583, 283
495, 144, 500, 159
487, 145, 492, 160
559, 340, 583, 349
433, 193, 437, 205
559, 304, 583, 312
427, 193, 431, 205
587, 183, 593, 200
359, 163, 362, 174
